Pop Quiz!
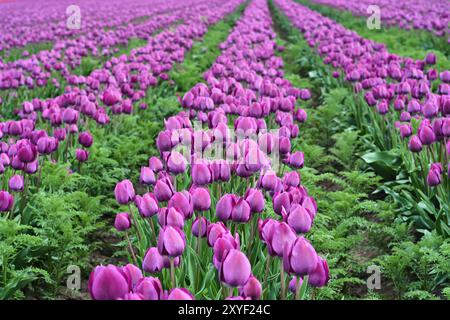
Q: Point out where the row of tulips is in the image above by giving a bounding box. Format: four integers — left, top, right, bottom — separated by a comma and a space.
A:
275, 0, 450, 233
0, 0, 235, 98
0, 1, 244, 218
311, 0, 450, 38
89, 0, 329, 300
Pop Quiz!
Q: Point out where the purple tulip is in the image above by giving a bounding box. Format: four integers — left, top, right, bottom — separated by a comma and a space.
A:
191, 187, 211, 211
289, 276, 303, 294
219, 249, 251, 287
157, 226, 186, 257
140, 167, 156, 185
231, 198, 251, 223
207, 222, 228, 247
425, 53, 436, 65
308, 257, 330, 287
75, 149, 89, 162
216, 194, 237, 221
135, 277, 163, 300
427, 163, 442, 187
78, 131, 93, 148
168, 191, 193, 219
192, 216, 208, 238
283, 204, 312, 234
17, 141, 37, 163
154, 177, 175, 202
114, 179, 135, 205
167, 151, 187, 175
0, 191, 14, 211
242, 276, 262, 300
288, 151, 304, 168
158, 207, 185, 229
114, 212, 131, 231
166, 288, 195, 300
135, 193, 159, 218
142, 247, 164, 274
244, 188, 265, 213
88, 265, 131, 300
271, 222, 297, 257
418, 123, 436, 145
408, 135, 423, 152
283, 236, 318, 276
149, 156, 163, 172
8, 175, 24, 192
192, 163, 212, 185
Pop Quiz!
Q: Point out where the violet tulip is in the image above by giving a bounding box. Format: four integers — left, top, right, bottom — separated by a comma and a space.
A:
114, 179, 135, 205
142, 247, 164, 274
158, 226, 186, 257
283, 236, 318, 276
88, 265, 131, 300
114, 212, 131, 231
219, 249, 251, 287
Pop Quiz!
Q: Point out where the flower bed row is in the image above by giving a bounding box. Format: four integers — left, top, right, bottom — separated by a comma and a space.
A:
274, 0, 450, 234
89, 0, 329, 300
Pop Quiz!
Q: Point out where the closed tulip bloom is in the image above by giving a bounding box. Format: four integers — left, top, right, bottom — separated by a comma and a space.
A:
78, 131, 93, 148
283, 205, 312, 234
213, 233, 240, 268
9, 174, 24, 192
289, 151, 304, 168
191, 187, 211, 211
17, 142, 37, 163
192, 163, 212, 185
258, 218, 277, 256
418, 124, 436, 145
283, 171, 300, 187
140, 167, 156, 185
207, 222, 228, 247
271, 222, 297, 257
219, 249, 251, 287
154, 177, 174, 202
427, 164, 442, 187
122, 264, 143, 288
149, 156, 163, 172
158, 207, 184, 229
142, 247, 164, 274
0, 191, 14, 211
259, 170, 278, 191
62, 108, 79, 124
216, 194, 237, 221
158, 226, 185, 257
399, 124, 412, 139
75, 149, 89, 162
135, 193, 159, 218
167, 151, 187, 175
425, 53, 436, 65
168, 191, 193, 219
167, 288, 195, 300
192, 216, 208, 238
244, 188, 265, 213
114, 179, 135, 205
408, 135, 423, 152
231, 198, 251, 223
135, 277, 163, 300
242, 276, 262, 300
114, 212, 131, 231
156, 130, 174, 153
294, 108, 307, 123
273, 191, 291, 215
308, 257, 330, 287
283, 237, 318, 276
88, 265, 131, 300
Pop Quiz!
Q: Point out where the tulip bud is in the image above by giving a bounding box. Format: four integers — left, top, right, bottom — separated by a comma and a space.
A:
242, 276, 262, 300
231, 198, 251, 223
154, 177, 174, 202
191, 187, 211, 212
157, 226, 185, 257
135, 193, 159, 218
408, 135, 423, 152
166, 288, 195, 300
308, 257, 330, 287
283, 236, 318, 276
8, 174, 24, 192
289, 276, 303, 293
75, 149, 89, 162
244, 188, 265, 213
78, 131, 93, 148
168, 191, 193, 219
207, 222, 228, 247
289, 151, 304, 168
149, 156, 163, 172
192, 216, 208, 238
114, 179, 135, 205
0, 191, 14, 211
216, 194, 237, 221
192, 163, 212, 185
167, 151, 187, 175
219, 249, 251, 287
140, 167, 156, 185
283, 204, 312, 234
158, 207, 184, 229
114, 212, 131, 231
88, 265, 131, 300
142, 247, 164, 274
135, 276, 163, 300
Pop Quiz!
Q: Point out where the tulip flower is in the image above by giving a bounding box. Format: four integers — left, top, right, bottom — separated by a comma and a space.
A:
0, 191, 14, 211
282, 204, 312, 234
288, 151, 304, 168
192, 216, 208, 238
408, 135, 423, 152
190, 187, 211, 211
142, 247, 164, 274
166, 288, 195, 300
8, 174, 24, 192
75, 149, 89, 162
219, 249, 251, 287
135, 193, 159, 218
231, 198, 251, 223
135, 277, 163, 300
114, 179, 135, 205
168, 191, 193, 219
216, 194, 237, 221
192, 163, 212, 185
283, 236, 318, 276
78, 131, 93, 148
154, 177, 174, 202
158, 226, 186, 257
244, 188, 265, 213
140, 167, 156, 185
289, 276, 303, 294
158, 207, 185, 229
207, 222, 228, 247
114, 212, 131, 231
308, 257, 330, 287
88, 265, 131, 300
149, 156, 163, 172
242, 276, 262, 300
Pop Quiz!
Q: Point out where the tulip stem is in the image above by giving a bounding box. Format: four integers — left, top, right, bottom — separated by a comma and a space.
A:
280, 262, 285, 300
170, 258, 176, 288
128, 204, 143, 242
149, 216, 157, 246
125, 231, 138, 266
295, 276, 301, 300
264, 255, 271, 286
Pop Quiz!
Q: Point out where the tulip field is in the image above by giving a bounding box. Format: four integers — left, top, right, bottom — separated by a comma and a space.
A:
0, 0, 449, 302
